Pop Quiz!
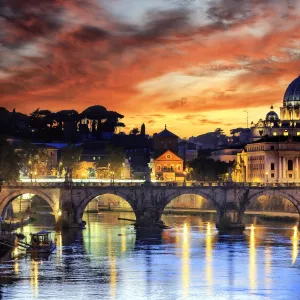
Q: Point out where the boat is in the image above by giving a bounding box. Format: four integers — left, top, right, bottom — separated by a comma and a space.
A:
26, 230, 56, 254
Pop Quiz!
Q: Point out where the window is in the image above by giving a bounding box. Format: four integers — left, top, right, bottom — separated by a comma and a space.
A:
270, 146, 274, 150
158, 165, 161, 171
271, 163, 275, 171
297, 132, 300, 136
271, 173, 275, 178
273, 132, 277, 136
284, 131, 288, 136
177, 165, 181, 171
166, 154, 171, 159
289, 174, 293, 178
288, 159, 293, 171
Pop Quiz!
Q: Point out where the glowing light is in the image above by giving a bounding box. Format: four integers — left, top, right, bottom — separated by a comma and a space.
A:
121, 227, 126, 253
265, 245, 272, 290
108, 230, 117, 299
30, 260, 39, 298
55, 232, 63, 261
292, 226, 298, 265
205, 222, 213, 294
249, 224, 257, 290
13, 247, 19, 275
182, 222, 190, 298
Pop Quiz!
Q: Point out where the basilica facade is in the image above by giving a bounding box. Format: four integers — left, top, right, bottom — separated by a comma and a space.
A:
234, 75, 300, 183
250, 75, 300, 141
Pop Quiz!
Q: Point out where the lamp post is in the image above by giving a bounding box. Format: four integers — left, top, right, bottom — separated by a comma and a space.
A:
183, 171, 187, 186
265, 171, 269, 184
112, 171, 115, 185
28, 160, 32, 182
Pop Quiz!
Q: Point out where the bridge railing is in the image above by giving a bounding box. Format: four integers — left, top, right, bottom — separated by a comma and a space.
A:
3, 181, 300, 188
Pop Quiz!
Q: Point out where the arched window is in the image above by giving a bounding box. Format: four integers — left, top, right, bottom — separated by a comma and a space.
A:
288, 159, 293, 171
158, 165, 161, 171
177, 165, 181, 171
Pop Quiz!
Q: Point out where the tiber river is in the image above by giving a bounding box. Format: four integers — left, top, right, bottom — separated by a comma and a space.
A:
0, 212, 300, 300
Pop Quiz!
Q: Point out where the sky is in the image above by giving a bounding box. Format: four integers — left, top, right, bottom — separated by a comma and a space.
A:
1, 0, 300, 137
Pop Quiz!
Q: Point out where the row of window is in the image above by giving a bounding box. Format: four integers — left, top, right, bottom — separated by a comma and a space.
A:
157, 165, 181, 171
248, 164, 265, 170
248, 146, 264, 151
249, 156, 265, 161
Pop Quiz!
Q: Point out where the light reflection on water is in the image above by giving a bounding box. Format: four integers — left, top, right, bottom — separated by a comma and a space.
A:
0, 212, 300, 300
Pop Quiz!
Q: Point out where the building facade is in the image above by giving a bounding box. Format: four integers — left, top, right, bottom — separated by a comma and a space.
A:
234, 138, 300, 183
250, 76, 300, 141
150, 150, 184, 181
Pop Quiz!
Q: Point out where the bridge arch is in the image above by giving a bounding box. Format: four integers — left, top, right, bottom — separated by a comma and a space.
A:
75, 190, 135, 224
0, 189, 56, 219
248, 190, 300, 214
163, 191, 218, 212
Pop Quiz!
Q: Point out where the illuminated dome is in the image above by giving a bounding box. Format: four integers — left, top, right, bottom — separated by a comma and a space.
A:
283, 75, 300, 105
266, 106, 279, 121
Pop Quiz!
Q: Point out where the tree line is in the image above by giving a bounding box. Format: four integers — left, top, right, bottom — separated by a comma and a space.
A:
0, 105, 125, 142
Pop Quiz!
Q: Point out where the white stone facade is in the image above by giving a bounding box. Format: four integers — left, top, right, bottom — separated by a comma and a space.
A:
235, 141, 300, 183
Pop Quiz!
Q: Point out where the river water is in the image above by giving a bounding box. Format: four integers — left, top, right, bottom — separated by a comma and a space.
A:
0, 212, 300, 300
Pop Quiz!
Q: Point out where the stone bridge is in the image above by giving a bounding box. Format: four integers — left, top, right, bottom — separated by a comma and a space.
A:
1, 182, 300, 229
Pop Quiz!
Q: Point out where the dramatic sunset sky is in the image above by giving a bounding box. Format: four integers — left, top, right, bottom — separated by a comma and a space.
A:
1, 0, 300, 137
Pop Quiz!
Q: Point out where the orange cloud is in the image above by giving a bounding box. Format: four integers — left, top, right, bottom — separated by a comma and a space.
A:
1, 0, 300, 137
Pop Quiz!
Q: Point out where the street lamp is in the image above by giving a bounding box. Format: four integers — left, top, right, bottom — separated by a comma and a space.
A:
28, 160, 32, 182
265, 171, 269, 184
183, 171, 187, 186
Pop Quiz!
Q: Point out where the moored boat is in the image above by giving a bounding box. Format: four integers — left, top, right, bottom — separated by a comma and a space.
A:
26, 230, 56, 254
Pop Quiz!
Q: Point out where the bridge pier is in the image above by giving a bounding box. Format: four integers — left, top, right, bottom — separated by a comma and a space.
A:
57, 186, 83, 229
216, 202, 245, 232
135, 206, 163, 227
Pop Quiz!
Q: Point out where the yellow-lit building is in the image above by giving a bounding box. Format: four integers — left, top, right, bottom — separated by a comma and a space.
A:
234, 138, 300, 183
151, 150, 184, 181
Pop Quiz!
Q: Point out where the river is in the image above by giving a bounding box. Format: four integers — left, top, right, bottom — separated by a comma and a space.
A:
0, 212, 300, 300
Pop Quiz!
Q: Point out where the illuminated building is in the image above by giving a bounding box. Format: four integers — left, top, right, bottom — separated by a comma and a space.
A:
234, 137, 300, 183
151, 150, 184, 181
250, 76, 300, 140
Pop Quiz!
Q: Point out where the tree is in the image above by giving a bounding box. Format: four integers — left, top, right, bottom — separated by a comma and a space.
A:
54, 110, 80, 141
188, 157, 233, 181
214, 128, 225, 138
0, 138, 22, 182
130, 127, 139, 135
102, 111, 125, 133
60, 145, 83, 182
95, 145, 125, 178
81, 105, 108, 136
18, 143, 52, 177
